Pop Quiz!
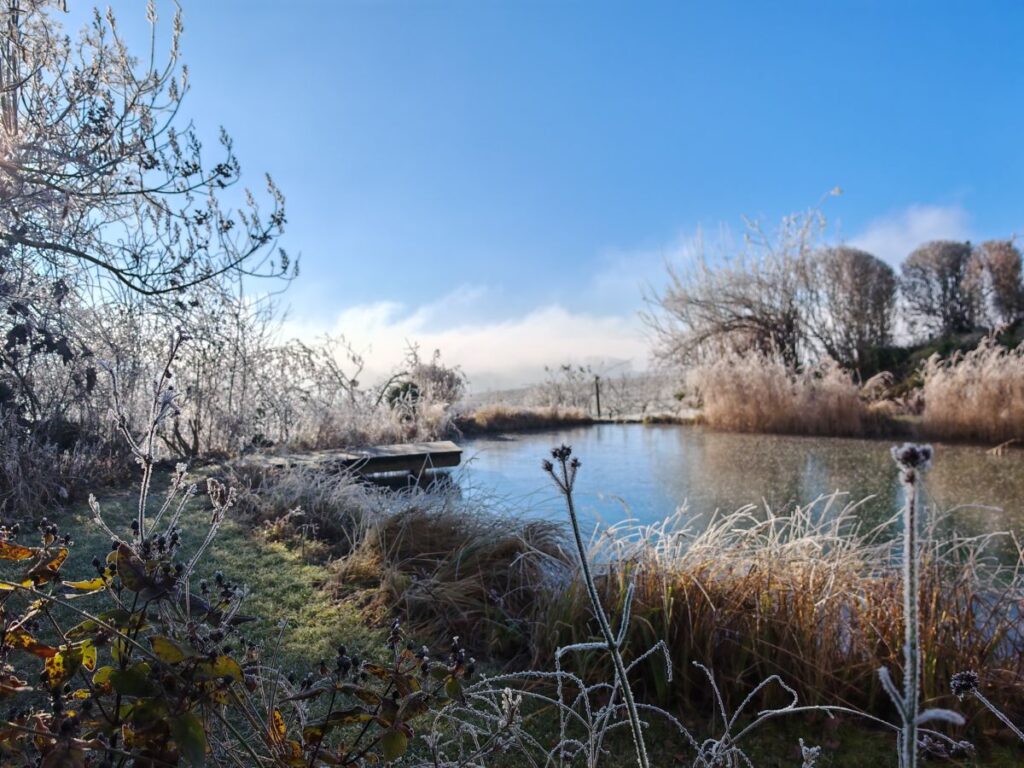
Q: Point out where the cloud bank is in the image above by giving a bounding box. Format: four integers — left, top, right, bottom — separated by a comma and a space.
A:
282, 289, 650, 391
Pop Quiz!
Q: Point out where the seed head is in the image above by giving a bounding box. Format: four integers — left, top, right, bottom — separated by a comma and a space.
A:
950, 670, 979, 699
891, 443, 933, 473
551, 445, 573, 462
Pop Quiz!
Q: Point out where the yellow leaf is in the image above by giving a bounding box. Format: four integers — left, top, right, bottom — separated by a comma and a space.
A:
196, 654, 243, 682
5, 629, 57, 658
45, 646, 84, 689
150, 635, 189, 664
62, 578, 106, 591
24, 547, 68, 586
0, 540, 36, 561
270, 709, 287, 743
80, 642, 97, 672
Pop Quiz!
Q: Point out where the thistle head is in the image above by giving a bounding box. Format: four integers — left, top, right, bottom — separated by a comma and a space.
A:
950, 670, 979, 700
891, 442, 933, 482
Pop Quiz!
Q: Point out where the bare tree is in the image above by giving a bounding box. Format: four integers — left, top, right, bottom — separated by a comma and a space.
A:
900, 240, 981, 339
804, 246, 897, 370
0, 1, 292, 296
646, 208, 828, 368
971, 239, 1024, 329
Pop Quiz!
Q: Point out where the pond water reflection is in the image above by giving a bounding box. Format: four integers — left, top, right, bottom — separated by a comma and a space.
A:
460, 424, 1024, 547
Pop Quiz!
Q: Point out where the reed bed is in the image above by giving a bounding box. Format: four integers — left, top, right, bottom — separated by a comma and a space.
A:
315, 485, 1024, 730
687, 351, 880, 436
922, 338, 1024, 444
533, 496, 1024, 725
332, 495, 570, 660
455, 404, 594, 434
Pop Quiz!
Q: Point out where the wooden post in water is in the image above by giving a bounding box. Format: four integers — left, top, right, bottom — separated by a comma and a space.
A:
594, 374, 601, 418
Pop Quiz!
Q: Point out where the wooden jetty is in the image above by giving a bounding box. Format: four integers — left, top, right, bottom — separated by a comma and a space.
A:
260, 440, 462, 476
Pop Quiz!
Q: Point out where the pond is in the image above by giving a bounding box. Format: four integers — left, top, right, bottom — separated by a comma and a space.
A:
459, 424, 1024, 547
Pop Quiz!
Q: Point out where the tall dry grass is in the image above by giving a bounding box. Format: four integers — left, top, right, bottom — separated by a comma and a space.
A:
688, 351, 878, 435
922, 338, 1024, 444
532, 496, 1024, 725
294, 468, 1024, 728
332, 495, 569, 660
455, 404, 593, 434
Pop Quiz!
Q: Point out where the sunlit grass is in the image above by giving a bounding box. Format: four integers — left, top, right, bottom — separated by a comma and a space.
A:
65, 469, 383, 670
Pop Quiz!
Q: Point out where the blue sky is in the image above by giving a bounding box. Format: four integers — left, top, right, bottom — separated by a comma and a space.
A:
67, 1, 1024, 387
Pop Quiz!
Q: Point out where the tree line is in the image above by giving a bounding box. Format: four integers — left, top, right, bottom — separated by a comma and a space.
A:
647, 209, 1023, 376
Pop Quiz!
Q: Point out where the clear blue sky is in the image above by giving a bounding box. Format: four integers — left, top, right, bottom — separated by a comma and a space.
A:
66, 1, 1024, 385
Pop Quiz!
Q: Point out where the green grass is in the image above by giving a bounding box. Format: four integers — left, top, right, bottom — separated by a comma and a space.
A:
62, 466, 383, 672
484, 712, 1019, 767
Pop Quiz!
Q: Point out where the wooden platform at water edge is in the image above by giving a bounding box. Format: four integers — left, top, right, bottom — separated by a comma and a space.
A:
257, 440, 462, 476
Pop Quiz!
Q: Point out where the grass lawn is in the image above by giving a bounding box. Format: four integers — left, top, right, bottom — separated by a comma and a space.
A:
59, 466, 383, 674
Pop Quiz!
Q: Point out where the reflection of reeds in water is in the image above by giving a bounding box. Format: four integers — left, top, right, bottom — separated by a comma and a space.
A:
664, 430, 899, 527
922, 339, 1024, 444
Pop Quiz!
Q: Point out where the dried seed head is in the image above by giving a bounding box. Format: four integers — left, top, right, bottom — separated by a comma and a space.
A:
891, 443, 934, 473
551, 444, 573, 462
950, 670, 979, 699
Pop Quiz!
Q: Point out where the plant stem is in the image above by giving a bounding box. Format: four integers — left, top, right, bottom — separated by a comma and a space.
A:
553, 456, 650, 768
974, 690, 1024, 743
901, 469, 920, 768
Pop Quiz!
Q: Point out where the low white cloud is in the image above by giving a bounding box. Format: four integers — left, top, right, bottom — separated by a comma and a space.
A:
850, 204, 971, 266
281, 286, 650, 391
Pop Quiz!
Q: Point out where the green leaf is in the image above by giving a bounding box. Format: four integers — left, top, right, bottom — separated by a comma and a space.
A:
150, 635, 189, 664
381, 728, 408, 763
444, 676, 463, 702
171, 711, 207, 767
110, 664, 156, 697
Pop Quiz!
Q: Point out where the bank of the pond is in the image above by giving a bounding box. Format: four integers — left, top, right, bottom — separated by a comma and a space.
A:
48, 447, 1024, 757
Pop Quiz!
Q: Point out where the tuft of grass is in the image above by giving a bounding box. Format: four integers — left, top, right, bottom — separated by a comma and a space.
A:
332, 494, 570, 660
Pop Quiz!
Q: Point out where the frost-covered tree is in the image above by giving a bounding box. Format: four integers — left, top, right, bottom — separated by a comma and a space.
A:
900, 241, 980, 339
1, 0, 290, 294
804, 246, 897, 369
0, 0, 292, 422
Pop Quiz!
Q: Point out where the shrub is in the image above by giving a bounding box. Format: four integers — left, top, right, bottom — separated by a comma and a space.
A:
0, 347, 464, 767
